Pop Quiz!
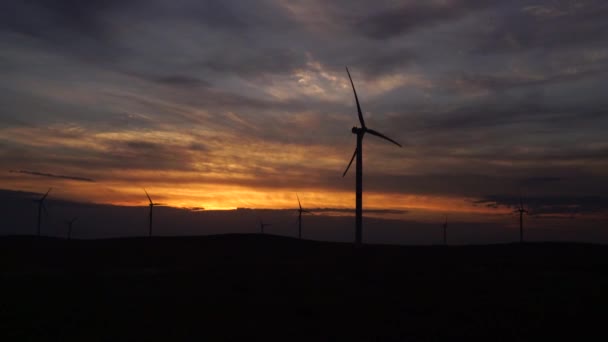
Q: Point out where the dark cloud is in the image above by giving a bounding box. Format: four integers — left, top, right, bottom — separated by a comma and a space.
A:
521, 177, 562, 186
85, 139, 210, 172
237, 208, 408, 215
201, 47, 307, 78
0, 0, 128, 38
473, 195, 608, 216
477, 1, 608, 54
307, 208, 408, 215
9, 169, 95, 182
353, 0, 495, 40
154, 75, 211, 88
0, 0, 140, 65
384, 91, 608, 141
448, 63, 608, 93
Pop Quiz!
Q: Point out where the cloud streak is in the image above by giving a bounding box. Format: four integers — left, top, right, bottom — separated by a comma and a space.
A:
9, 170, 95, 182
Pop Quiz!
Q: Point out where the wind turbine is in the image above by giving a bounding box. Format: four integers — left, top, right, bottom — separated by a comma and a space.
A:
296, 193, 312, 239
144, 189, 163, 238
514, 197, 529, 243
342, 67, 402, 245
66, 217, 78, 240
34, 188, 52, 236
259, 218, 271, 234
442, 215, 448, 246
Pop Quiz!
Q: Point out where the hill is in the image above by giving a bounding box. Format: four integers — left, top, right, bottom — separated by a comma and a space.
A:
1, 235, 607, 340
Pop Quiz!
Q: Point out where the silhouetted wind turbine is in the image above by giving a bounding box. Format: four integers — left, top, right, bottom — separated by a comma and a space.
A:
514, 197, 529, 243
66, 217, 78, 240
144, 189, 163, 238
259, 218, 271, 234
296, 193, 312, 239
34, 188, 52, 236
342, 67, 402, 245
442, 215, 448, 246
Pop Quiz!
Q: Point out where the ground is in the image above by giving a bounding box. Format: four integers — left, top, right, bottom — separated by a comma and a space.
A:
1, 234, 607, 341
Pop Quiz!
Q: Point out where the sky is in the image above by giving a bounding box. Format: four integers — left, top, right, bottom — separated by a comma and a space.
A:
1, 0, 607, 241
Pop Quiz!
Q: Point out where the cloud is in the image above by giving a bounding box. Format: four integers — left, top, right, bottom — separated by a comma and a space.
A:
153, 75, 211, 88
307, 208, 408, 215
476, 1, 608, 54
9, 170, 95, 182
473, 195, 608, 216
237, 208, 408, 215
0, 0, 130, 39
352, 0, 495, 40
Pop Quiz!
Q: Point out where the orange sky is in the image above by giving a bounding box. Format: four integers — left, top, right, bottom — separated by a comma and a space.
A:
3, 169, 510, 222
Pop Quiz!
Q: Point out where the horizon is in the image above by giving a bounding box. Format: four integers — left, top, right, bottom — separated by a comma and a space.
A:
2, 188, 607, 245
1, 0, 607, 241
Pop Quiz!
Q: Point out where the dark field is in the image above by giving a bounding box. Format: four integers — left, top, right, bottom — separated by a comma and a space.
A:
1, 234, 607, 341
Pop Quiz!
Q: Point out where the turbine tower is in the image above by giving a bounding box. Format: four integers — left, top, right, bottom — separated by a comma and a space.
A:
342, 67, 402, 245
144, 189, 162, 238
66, 217, 78, 240
514, 197, 529, 243
35, 188, 52, 236
442, 215, 448, 246
296, 193, 312, 239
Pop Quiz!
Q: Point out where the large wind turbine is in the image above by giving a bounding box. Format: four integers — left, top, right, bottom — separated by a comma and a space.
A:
66, 217, 78, 240
35, 188, 52, 236
342, 67, 402, 245
144, 189, 162, 238
296, 193, 312, 239
514, 197, 529, 243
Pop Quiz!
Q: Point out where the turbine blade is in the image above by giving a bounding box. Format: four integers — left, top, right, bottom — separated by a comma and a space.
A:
366, 129, 402, 147
42, 203, 49, 217
346, 67, 366, 129
41, 187, 52, 201
342, 148, 357, 177
144, 188, 153, 204
296, 193, 302, 210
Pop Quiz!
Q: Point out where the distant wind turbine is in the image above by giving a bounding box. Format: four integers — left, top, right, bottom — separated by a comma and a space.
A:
259, 218, 271, 234
35, 188, 52, 236
342, 67, 402, 245
442, 215, 448, 246
514, 197, 529, 243
296, 193, 312, 239
144, 189, 163, 238
66, 217, 78, 240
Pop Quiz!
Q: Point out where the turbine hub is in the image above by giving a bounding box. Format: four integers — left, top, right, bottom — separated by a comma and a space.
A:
352, 126, 364, 134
